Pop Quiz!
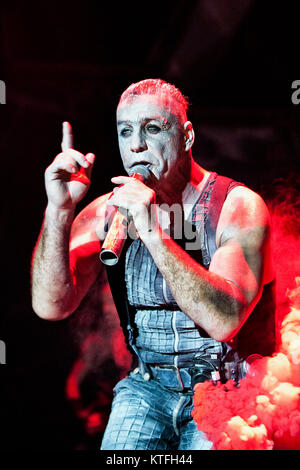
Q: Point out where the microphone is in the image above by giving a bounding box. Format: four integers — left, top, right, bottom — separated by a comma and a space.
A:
99, 164, 151, 266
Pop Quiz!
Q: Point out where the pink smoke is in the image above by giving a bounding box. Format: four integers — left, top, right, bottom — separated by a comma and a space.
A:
192, 176, 300, 450
192, 279, 300, 450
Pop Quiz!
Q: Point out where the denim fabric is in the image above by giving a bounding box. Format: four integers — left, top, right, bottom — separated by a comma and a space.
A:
124, 172, 223, 367
100, 371, 212, 451
100, 172, 218, 450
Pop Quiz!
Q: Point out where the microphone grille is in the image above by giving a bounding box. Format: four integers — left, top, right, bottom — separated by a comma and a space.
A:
128, 164, 151, 182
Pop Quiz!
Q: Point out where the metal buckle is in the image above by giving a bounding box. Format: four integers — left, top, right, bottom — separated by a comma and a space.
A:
152, 364, 185, 391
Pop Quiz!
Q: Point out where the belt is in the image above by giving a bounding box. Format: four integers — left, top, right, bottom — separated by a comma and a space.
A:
135, 363, 193, 392
135, 353, 249, 392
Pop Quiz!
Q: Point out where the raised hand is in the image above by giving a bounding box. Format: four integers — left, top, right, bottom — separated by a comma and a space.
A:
44, 122, 95, 210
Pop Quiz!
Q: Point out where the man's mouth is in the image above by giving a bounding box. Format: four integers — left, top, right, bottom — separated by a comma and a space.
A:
130, 161, 152, 170
128, 161, 157, 183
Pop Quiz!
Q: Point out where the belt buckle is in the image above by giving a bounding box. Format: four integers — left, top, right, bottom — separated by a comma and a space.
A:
156, 364, 185, 391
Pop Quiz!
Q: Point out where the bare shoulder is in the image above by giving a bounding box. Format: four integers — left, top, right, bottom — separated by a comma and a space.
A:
70, 192, 113, 249
214, 184, 274, 284
216, 185, 271, 247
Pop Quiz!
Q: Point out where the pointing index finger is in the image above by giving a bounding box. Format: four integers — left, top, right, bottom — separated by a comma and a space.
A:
61, 121, 74, 152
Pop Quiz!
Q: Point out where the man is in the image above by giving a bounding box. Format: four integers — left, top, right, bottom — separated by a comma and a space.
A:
31, 79, 275, 450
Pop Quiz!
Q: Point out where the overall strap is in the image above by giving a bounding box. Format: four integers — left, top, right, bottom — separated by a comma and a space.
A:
205, 175, 245, 261
204, 175, 276, 357
104, 237, 149, 374
104, 237, 132, 347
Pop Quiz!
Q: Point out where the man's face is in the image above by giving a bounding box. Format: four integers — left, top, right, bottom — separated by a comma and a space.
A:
116, 93, 187, 186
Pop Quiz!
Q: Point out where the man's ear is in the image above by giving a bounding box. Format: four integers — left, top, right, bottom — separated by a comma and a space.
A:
183, 121, 195, 151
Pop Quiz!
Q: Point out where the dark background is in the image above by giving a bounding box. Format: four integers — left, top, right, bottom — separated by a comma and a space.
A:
0, 0, 300, 450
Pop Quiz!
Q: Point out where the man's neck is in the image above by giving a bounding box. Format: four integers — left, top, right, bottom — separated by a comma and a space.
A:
185, 160, 210, 198
156, 158, 209, 206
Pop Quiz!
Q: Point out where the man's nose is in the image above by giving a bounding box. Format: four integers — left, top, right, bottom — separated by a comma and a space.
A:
130, 130, 147, 153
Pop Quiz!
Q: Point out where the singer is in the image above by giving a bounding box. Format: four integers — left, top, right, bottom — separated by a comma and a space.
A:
31, 79, 275, 450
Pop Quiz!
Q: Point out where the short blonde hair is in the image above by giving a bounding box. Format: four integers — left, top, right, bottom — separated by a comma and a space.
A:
119, 78, 189, 121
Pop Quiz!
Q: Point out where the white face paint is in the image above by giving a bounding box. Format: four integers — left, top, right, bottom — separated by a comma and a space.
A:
116, 94, 190, 189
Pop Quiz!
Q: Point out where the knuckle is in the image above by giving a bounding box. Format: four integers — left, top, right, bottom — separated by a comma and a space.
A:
45, 161, 56, 174
147, 188, 155, 203
56, 152, 65, 160
53, 153, 67, 166
70, 149, 84, 160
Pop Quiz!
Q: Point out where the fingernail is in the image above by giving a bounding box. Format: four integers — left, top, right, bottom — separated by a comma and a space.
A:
86, 153, 95, 163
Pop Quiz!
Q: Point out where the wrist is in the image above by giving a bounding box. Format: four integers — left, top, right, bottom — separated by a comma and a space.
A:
45, 202, 75, 226
139, 223, 164, 248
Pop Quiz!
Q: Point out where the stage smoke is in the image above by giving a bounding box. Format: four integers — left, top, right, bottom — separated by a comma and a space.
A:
192, 174, 300, 450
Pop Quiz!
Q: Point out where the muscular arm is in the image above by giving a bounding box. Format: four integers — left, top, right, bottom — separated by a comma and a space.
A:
32, 205, 77, 319
31, 199, 104, 320
143, 187, 273, 341
108, 177, 273, 342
